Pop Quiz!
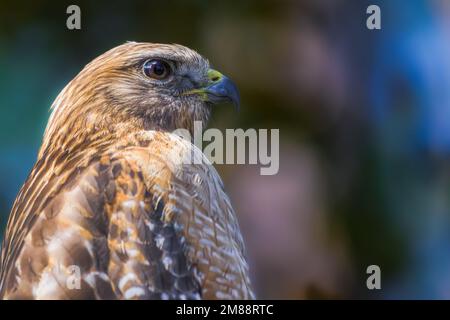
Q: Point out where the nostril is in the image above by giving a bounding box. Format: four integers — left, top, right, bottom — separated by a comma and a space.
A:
211, 76, 220, 82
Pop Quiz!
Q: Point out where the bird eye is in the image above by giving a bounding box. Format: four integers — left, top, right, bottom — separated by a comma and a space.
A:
143, 59, 172, 80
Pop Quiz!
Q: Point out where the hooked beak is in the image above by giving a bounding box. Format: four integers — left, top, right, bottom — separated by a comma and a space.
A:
184, 69, 240, 110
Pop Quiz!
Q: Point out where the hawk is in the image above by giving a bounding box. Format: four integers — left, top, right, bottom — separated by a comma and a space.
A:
0, 42, 254, 300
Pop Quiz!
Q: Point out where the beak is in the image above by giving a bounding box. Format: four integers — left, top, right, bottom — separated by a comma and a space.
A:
184, 69, 240, 110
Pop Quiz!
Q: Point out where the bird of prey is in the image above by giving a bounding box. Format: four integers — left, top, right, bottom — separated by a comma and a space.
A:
0, 42, 254, 300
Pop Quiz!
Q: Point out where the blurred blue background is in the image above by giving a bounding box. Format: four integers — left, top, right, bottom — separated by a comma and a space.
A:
1, 0, 450, 299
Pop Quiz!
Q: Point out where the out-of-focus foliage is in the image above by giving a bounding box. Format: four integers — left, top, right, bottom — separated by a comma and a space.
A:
1, 0, 449, 299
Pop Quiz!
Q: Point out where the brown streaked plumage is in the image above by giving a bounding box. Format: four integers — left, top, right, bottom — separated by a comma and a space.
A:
0, 42, 253, 299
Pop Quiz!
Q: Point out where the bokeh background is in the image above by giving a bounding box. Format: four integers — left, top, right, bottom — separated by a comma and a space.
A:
1, 0, 450, 299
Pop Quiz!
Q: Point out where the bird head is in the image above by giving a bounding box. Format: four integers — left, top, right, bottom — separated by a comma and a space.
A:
44, 42, 239, 143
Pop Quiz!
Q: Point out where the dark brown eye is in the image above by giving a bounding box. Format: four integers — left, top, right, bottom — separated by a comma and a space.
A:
143, 59, 172, 80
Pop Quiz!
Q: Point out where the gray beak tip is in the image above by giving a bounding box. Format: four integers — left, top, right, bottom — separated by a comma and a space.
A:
205, 75, 241, 111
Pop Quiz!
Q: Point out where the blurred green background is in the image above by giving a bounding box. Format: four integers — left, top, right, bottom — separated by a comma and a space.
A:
2, 0, 450, 299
